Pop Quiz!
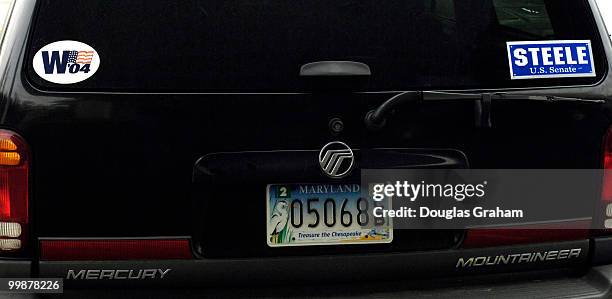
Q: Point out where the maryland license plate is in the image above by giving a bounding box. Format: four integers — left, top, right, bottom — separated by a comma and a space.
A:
266, 183, 392, 247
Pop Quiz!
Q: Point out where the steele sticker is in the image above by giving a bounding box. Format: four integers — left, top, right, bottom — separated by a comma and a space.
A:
506, 40, 596, 80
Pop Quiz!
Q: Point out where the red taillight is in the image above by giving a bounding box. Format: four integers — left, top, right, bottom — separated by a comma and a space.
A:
40, 239, 193, 261
462, 220, 591, 248
0, 130, 29, 253
601, 126, 612, 230
602, 127, 612, 202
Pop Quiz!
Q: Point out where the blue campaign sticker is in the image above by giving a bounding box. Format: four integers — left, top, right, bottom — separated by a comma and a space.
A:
506, 40, 596, 80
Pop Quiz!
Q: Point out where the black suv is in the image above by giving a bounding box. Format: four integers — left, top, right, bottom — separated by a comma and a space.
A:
1, 0, 612, 297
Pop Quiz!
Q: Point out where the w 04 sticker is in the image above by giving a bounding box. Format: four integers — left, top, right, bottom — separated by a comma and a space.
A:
32, 40, 100, 84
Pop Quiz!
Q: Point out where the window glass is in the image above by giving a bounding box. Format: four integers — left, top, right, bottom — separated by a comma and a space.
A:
27, 0, 606, 92
493, 0, 554, 37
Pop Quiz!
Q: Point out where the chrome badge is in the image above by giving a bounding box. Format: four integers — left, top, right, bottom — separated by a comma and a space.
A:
318, 141, 354, 178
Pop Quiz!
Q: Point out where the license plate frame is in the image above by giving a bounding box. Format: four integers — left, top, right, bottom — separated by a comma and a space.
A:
266, 183, 393, 247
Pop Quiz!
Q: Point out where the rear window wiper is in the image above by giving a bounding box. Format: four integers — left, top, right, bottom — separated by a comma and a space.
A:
364, 91, 606, 130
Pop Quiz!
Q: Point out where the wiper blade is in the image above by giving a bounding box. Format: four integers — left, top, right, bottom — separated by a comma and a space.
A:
364, 91, 606, 130
423, 91, 606, 104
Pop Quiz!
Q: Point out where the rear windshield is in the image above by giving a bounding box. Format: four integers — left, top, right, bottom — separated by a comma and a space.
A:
27, 0, 607, 92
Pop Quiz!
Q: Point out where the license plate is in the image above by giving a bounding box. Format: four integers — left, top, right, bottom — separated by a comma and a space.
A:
266, 183, 393, 247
